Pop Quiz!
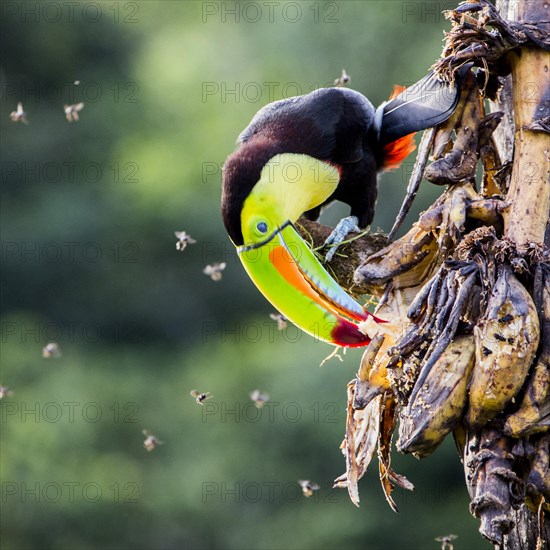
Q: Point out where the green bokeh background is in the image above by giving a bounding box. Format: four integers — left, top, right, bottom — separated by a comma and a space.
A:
1, 1, 486, 548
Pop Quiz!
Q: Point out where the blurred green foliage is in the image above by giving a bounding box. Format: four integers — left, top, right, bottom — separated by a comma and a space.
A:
1, 1, 486, 548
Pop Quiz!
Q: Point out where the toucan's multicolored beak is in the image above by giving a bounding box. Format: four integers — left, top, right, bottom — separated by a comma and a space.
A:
238, 221, 374, 347
223, 73, 466, 347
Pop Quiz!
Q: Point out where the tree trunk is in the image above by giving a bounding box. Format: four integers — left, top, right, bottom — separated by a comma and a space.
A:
493, 1, 550, 548
503, 1, 550, 246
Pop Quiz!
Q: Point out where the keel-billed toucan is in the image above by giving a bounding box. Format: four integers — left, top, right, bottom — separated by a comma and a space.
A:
221, 71, 462, 347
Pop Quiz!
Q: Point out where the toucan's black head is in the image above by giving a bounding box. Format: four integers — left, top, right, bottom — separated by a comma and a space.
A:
222, 136, 287, 246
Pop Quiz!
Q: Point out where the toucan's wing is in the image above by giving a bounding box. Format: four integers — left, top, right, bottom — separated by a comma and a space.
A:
377, 70, 462, 145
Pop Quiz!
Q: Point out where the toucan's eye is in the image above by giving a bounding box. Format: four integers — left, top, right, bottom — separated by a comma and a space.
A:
256, 222, 268, 234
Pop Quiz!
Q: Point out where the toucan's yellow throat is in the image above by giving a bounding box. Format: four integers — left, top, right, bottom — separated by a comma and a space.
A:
240, 153, 340, 247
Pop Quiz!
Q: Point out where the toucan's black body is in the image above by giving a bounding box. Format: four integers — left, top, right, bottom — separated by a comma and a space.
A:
222, 71, 462, 246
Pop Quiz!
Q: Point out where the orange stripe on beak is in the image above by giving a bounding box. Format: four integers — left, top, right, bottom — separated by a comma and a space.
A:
269, 244, 347, 320
269, 244, 372, 347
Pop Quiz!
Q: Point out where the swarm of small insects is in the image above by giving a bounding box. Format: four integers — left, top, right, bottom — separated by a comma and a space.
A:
203, 263, 226, 281
333, 69, 350, 87
64, 102, 84, 122
298, 480, 320, 498
42, 343, 61, 358
269, 313, 288, 331
142, 429, 163, 452
0, 385, 14, 399
435, 534, 458, 550
10, 102, 28, 124
175, 231, 197, 252
190, 389, 213, 405
250, 390, 269, 408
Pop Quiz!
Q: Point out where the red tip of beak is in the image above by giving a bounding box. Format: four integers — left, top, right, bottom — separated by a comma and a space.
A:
331, 319, 372, 347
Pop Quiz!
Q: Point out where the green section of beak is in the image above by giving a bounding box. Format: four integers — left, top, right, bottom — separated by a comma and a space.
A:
276, 224, 367, 322
237, 223, 369, 346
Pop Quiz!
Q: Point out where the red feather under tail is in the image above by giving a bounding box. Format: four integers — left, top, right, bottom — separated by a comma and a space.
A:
381, 85, 417, 171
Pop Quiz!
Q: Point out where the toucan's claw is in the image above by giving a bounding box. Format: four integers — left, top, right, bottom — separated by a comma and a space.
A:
324, 216, 360, 263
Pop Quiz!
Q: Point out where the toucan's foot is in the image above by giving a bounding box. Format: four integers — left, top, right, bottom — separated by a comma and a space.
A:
323, 216, 360, 262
